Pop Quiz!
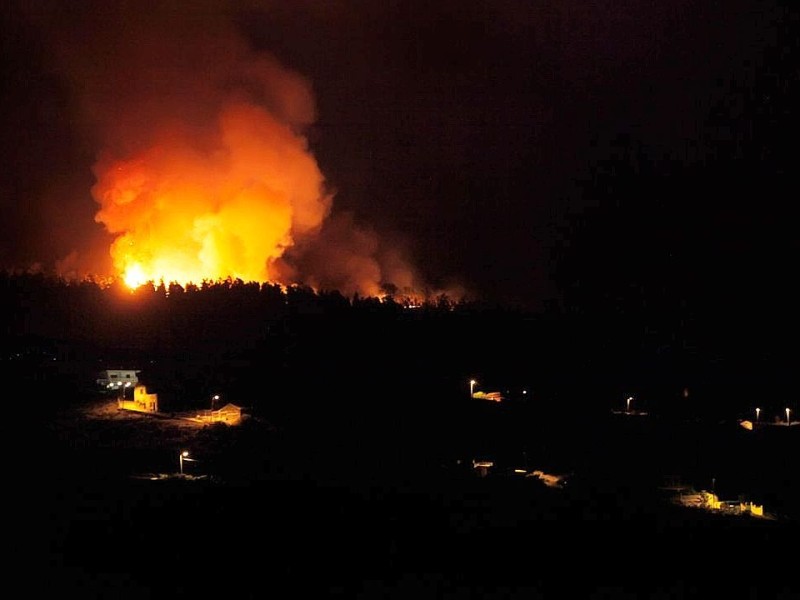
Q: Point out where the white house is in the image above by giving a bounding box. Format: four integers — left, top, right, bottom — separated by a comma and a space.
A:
96, 369, 140, 390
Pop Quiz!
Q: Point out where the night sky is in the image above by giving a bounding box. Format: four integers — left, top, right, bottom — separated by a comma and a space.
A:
1, 0, 797, 310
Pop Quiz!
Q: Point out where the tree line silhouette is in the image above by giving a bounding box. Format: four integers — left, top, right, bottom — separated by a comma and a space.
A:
3, 267, 793, 425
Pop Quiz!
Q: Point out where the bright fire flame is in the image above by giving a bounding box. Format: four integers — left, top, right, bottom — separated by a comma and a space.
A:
123, 262, 147, 289
77, 13, 448, 303
93, 101, 331, 291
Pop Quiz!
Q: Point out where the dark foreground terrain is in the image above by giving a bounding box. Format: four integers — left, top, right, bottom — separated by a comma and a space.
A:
4, 276, 797, 598
20, 395, 800, 599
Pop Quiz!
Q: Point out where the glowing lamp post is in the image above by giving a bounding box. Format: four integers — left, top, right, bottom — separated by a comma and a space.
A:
755, 407, 760, 422
787, 408, 792, 426
626, 396, 633, 414
122, 381, 132, 400
179, 450, 190, 475
211, 394, 220, 410
469, 379, 477, 398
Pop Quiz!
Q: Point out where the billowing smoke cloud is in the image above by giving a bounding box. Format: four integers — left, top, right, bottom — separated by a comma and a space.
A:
273, 211, 424, 299
23, 1, 449, 300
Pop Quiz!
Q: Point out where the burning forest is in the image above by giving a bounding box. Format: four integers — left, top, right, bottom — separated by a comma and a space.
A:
8, 2, 463, 306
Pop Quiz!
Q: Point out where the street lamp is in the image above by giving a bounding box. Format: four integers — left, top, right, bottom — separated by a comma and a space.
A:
755, 407, 760, 422
211, 394, 220, 410
122, 381, 132, 400
469, 379, 477, 398
787, 408, 792, 426
626, 396, 633, 414
179, 450, 189, 475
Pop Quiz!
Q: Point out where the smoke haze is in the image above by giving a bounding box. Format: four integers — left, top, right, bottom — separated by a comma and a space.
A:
6, 1, 439, 300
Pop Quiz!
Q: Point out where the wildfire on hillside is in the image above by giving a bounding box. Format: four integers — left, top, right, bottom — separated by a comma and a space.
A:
92, 99, 331, 292
37, 5, 462, 305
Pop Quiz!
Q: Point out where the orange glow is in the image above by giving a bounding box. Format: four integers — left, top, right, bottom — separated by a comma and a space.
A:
80, 22, 455, 303
92, 100, 330, 290
473, 391, 503, 402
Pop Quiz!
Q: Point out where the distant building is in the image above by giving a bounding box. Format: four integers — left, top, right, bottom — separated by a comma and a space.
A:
118, 384, 159, 413
97, 369, 140, 390
472, 391, 503, 402
740, 502, 764, 517
196, 403, 244, 426
215, 403, 243, 425
472, 459, 494, 477
673, 490, 767, 518
529, 470, 567, 488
